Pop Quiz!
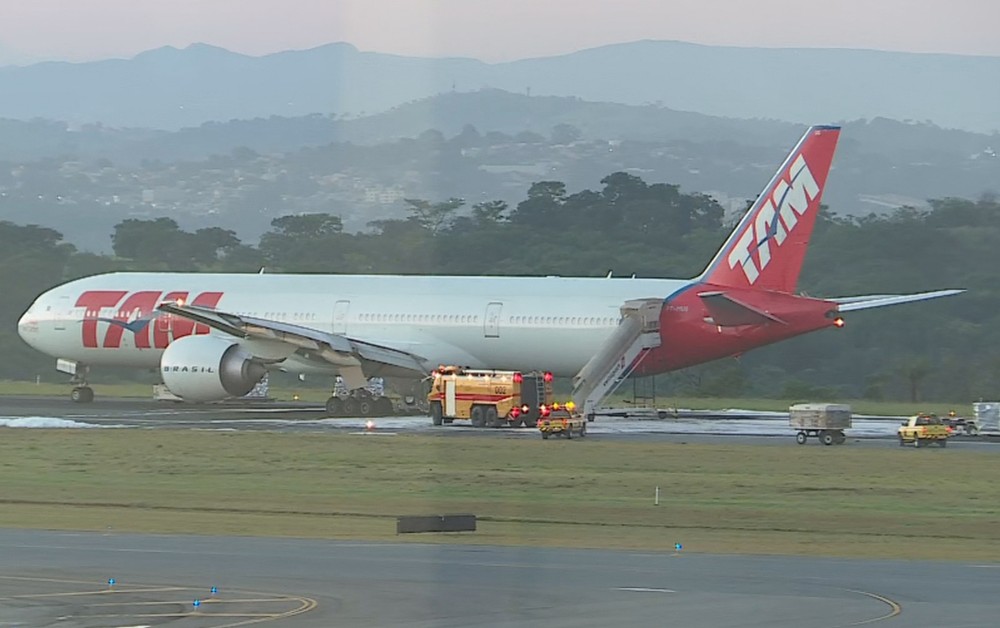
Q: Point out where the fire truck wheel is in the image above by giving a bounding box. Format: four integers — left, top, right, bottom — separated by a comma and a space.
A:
485, 406, 499, 428
579, 423, 587, 437
471, 405, 485, 427
430, 402, 443, 426
542, 432, 549, 439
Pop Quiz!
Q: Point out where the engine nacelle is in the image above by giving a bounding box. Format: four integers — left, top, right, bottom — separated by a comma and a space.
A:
160, 335, 266, 402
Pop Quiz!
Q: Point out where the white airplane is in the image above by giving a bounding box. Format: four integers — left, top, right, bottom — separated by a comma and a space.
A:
17, 125, 960, 409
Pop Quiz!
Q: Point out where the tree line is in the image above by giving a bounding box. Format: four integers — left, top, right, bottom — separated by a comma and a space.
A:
2, 171, 997, 402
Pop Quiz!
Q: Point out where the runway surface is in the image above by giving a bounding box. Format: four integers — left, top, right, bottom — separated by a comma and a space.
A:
0, 395, 997, 450
3, 528, 998, 627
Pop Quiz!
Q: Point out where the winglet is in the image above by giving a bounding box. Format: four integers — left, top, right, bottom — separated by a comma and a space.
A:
699, 125, 840, 293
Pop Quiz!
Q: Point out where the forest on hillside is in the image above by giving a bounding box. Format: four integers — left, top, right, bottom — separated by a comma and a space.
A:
2, 170, 996, 403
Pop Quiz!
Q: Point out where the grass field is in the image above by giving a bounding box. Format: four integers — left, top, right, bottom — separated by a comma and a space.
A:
0, 429, 997, 562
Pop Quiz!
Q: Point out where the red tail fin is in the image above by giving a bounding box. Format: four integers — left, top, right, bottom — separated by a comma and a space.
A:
699, 125, 840, 293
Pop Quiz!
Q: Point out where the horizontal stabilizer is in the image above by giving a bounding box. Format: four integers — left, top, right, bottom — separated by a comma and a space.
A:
698, 291, 786, 326
834, 289, 964, 312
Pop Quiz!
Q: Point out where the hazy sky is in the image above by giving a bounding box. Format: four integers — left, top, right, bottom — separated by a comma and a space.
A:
2, 0, 999, 64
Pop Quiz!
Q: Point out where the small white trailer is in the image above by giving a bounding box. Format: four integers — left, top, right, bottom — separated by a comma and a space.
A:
972, 402, 1000, 437
789, 403, 852, 445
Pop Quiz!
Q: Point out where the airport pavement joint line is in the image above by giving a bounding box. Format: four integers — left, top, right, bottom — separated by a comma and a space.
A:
842, 589, 902, 626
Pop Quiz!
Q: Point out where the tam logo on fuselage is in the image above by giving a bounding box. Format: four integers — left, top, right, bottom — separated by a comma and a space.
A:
727, 154, 820, 284
75, 290, 223, 349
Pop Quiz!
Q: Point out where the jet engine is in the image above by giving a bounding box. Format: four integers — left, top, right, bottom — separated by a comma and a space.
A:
160, 335, 267, 402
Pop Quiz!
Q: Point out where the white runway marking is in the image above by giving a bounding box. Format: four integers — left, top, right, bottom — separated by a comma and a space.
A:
615, 587, 676, 593
0, 417, 102, 428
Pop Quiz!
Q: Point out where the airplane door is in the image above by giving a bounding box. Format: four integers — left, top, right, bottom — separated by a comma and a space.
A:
332, 300, 350, 335
484, 301, 502, 338
53, 295, 70, 331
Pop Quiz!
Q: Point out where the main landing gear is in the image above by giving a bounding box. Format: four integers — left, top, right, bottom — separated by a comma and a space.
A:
325, 390, 394, 417
325, 376, 395, 417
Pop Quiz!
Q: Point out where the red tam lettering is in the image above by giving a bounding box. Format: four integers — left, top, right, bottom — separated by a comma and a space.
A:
170, 291, 224, 340
153, 291, 189, 349
76, 291, 127, 349
102, 291, 162, 349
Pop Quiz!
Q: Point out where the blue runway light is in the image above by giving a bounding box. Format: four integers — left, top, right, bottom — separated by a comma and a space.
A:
193, 599, 201, 608
210, 586, 218, 595
674, 543, 683, 551
107, 578, 116, 587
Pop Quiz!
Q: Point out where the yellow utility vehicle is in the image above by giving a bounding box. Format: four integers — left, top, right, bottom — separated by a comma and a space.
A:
538, 404, 587, 439
898, 413, 949, 448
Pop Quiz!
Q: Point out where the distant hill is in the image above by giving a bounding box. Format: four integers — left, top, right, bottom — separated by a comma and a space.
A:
0, 41, 998, 132
3, 89, 996, 165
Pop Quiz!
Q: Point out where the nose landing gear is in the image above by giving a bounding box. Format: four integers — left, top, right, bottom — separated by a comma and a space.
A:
57, 359, 94, 403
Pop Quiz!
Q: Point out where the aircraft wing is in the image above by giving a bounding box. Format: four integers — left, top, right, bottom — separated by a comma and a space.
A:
833, 289, 964, 312
156, 301, 428, 378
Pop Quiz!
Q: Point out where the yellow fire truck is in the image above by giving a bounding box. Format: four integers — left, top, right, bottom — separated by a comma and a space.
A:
427, 366, 554, 427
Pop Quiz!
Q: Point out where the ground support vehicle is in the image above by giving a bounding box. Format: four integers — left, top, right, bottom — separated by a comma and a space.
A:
898, 413, 949, 447
789, 403, 851, 445
427, 366, 553, 427
942, 412, 979, 436
972, 402, 1000, 437
538, 409, 587, 439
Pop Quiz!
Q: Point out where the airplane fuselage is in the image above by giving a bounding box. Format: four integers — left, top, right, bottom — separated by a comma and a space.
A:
19, 272, 697, 376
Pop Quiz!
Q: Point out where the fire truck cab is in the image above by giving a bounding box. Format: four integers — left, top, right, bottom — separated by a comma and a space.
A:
428, 366, 554, 427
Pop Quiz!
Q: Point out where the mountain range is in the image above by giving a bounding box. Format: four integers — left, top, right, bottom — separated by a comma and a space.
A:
1, 40, 997, 132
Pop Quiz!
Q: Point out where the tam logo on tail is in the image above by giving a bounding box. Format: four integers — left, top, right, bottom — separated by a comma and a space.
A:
728, 154, 820, 285
701, 126, 840, 293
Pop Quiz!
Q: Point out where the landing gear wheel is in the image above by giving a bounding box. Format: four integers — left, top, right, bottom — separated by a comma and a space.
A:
358, 399, 373, 417
821, 431, 835, 446
342, 398, 359, 417
70, 386, 94, 403
325, 396, 344, 417
375, 397, 394, 417
796, 431, 808, 445
430, 402, 443, 426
